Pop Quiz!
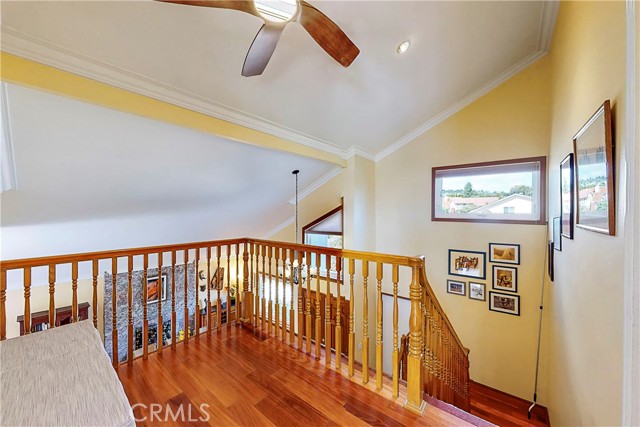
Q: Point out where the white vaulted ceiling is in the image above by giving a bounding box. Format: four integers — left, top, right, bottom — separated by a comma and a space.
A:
0, 0, 557, 159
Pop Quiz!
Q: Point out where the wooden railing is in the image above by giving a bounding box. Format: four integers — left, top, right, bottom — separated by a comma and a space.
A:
0, 237, 470, 413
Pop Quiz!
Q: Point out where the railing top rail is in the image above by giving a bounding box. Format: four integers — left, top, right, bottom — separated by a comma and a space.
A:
420, 266, 470, 355
248, 238, 423, 267
1, 237, 423, 271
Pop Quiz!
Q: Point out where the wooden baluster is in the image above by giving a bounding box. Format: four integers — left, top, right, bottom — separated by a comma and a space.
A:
0, 268, 6, 340
111, 258, 118, 366
297, 249, 303, 350
335, 257, 342, 370
392, 264, 400, 397
226, 245, 231, 328
249, 243, 260, 331
206, 247, 212, 333
171, 251, 177, 349
348, 258, 355, 377
362, 260, 369, 384
127, 256, 134, 363
157, 252, 164, 352
376, 262, 383, 390
274, 247, 280, 339
195, 248, 200, 339
184, 249, 189, 341
49, 265, 56, 328
405, 262, 425, 414
289, 248, 295, 345
281, 248, 288, 342
268, 246, 273, 335
325, 254, 332, 366
235, 243, 240, 327
143, 254, 149, 358
314, 252, 321, 359
71, 261, 78, 322
92, 261, 98, 328
216, 247, 222, 331
243, 242, 251, 326
23, 267, 31, 335
305, 250, 312, 355
261, 245, 266, 332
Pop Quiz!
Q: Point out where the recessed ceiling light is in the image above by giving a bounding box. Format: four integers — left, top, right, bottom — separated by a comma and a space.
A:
397, 40, 411, 54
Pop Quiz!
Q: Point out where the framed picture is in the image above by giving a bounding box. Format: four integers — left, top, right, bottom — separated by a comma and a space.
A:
469, 282, 486, 301
547, 240, 554, 282
447, 280, 466, 296
448, 249, 486, 279
489, 292, 520, 316
488, 243, 520, 265
573, 100, 615, 235
553, 216, 562, 251
147, 273, 168, 303
560, 153, 575, 239
492, 265, 517, 293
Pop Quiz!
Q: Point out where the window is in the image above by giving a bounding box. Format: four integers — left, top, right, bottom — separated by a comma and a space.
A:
432, 157, 546, 224
303, 204, 343, 271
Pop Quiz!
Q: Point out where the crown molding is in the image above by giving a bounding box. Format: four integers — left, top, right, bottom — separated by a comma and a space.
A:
0, 26, 346, 158
263, 216, 295, 239
375, 50, 547, 162
287, 166, 342, 205
537, 0, 559, 52
345, 145, 376, 162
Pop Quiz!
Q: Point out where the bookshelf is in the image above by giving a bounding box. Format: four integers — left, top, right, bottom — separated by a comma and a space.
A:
17, 302, 90, 335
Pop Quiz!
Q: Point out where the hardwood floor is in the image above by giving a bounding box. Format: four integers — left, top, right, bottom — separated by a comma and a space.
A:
469, 381, 550, 427
117, 325, 479, 427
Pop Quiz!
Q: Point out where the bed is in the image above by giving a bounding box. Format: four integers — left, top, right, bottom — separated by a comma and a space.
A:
0, 320, 135, 427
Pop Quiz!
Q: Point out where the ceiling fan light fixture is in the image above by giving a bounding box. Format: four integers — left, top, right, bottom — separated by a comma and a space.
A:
254, 0, 298, 22
397, 40, 411, 54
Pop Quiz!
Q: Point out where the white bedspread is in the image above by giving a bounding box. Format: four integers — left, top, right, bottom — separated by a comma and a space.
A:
0, 320, 135, 427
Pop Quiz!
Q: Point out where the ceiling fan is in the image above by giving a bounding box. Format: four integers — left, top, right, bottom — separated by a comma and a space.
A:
157, 0, 360, 77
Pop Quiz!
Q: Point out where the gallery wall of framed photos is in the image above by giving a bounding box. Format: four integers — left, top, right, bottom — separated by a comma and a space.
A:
447, 243, 522, 316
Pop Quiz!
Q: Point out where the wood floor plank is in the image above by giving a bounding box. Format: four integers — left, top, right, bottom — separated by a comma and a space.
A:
117, 325, 481, 427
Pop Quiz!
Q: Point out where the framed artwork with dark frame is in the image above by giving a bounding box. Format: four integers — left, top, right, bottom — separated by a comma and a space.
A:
560, 153, 575, 239
492, 265, 517, 293
488, 243, 520, 265
468, 282, 486, 301
448, 249, 486, 279
548, 240, 554, 282
447, 279, 466, 296
573, 100, 615, 235
553, 216, 562, 251
489, 292, 520, 316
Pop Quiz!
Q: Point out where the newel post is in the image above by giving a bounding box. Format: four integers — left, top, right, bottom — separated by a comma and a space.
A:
242, 241, 253, 324
404, 261, 426, 414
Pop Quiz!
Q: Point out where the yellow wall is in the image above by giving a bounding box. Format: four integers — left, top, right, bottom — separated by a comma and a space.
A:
545, 2, 627, 426
375, 57, 552, 402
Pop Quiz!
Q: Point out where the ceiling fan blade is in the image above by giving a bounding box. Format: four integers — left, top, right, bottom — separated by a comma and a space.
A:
155, 0, 259, 18
242, 23, 285, 77
297, 1, 360, 67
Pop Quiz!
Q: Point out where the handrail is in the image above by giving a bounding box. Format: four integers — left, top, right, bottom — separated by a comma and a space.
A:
0, 237, 469, 415
420, 266, 469, 355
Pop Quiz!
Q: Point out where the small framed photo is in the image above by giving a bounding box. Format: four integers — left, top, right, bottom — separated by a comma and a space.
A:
448, 249, 486, 279
147, 273, 168, 304
488, 243, 520, 265
553, 216, 562, 251
447, 280, 466, 296
468, 282, 486, 301
560, 153, 575, 239
547, 240, 554, 282
492, 265, 517, 293
489, 292, 520, 316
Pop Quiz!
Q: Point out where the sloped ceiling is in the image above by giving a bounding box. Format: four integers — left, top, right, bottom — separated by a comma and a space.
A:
0, 0, 557, 159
